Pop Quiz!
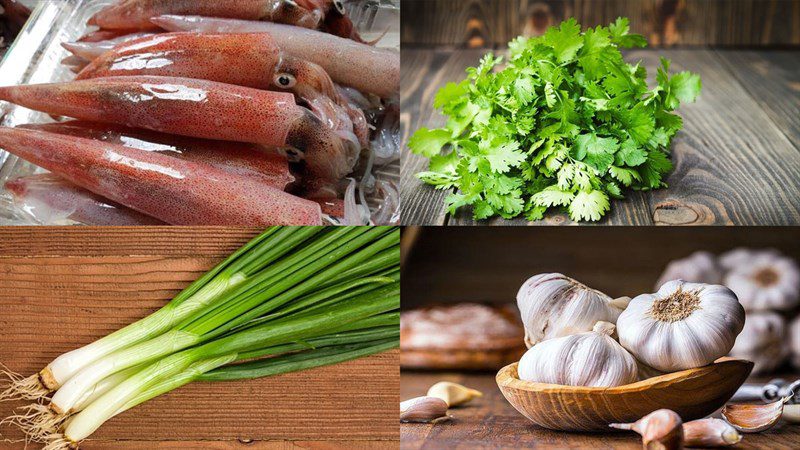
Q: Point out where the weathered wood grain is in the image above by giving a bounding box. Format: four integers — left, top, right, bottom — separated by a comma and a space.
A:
400, 49, 800, 225
717, 50, 800, 147
0, 227, 399, 447
635, 49, 800, 225
401, 371, 800, 450
401, 0, 800, 48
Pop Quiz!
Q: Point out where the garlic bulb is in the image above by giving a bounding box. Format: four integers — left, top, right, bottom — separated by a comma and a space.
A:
718, 248, 780, 271
729, 311, 787, 374
723, 249, 800, 311
517, 321, 637, 387
617, 280, 745, 372
788, 315, 800, 369
516, 273, 628, 348
655, 251, 723, 289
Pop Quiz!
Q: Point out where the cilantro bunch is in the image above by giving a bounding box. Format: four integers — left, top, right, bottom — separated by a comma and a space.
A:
409, 18, 701, 222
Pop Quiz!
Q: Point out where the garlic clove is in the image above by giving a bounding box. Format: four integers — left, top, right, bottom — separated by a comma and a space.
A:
722, 397, 788, 433
609, 409, 683, 450
400, 396, 449, 423
784, 404, 800, 424
683, 418, 741, 447
426, 381, 482, 407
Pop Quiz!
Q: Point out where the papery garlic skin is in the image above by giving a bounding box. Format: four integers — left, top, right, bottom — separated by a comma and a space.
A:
516, 273, 627, 348
656, 251, 723, 289
729, 311, 787, 374
617, 280, 745, 372
723, 250, 800, 311
788, 315, 800, 369
517, 321, 637, 387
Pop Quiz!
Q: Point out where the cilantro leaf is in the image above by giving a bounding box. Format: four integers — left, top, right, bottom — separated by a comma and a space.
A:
412, 17, 700, 222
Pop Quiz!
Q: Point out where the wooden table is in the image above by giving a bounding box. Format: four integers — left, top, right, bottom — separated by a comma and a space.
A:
0, 227, 399, 449
401, 371, 799, 449
401, 49, 800, 225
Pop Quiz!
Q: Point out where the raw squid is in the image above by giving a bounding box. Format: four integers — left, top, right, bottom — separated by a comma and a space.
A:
0, 76, 357, 196
152, 15, 399, 99
19, 121, 295, 190
75, 32, 367, 147
6, 173, 165, 226
88, 0, 323, 32
295, 0, 368, 43
0, 127, 323, 225
77, 28, 143, 43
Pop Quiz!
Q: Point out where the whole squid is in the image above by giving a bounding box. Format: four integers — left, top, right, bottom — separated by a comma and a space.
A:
152, 15, 399, 99
89, 0, 323, 33
75, 32, 367, 147
0, 127, 323, 225
0, 76, 357, 196
19, 121, 295, 190
6, 173, 165, 226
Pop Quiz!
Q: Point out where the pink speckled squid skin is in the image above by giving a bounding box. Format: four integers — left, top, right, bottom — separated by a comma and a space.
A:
0, 76, 357, 189
153, 15, 400, 99
0, 127, 323, 225
89, 0, 322, 31
74, 32, 365, 147
6, 173, 165, 226
19, 121, 295, 191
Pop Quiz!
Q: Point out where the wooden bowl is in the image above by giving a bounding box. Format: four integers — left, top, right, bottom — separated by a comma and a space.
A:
496, 357, 753, 432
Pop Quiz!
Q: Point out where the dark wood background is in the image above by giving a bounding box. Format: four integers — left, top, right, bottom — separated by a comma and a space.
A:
401, 226, 800, 307
401, 0, 800, 48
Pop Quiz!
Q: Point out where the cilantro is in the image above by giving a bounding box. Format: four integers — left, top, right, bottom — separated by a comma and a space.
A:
409, 17, 701, 222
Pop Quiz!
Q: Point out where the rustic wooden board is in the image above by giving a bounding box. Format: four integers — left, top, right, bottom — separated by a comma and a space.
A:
401, 371, 800, 450
400, 49, 800, 226
0, 227, 399, 448
401, 0, 800, 48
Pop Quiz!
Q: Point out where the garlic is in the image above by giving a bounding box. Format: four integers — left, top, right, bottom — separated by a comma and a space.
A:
789, 315, 800, 370
722, 397, 788, 433
683, 418, 741, 447
617, 280, 745, 372
610, 409, 683, 450
426, 382, 482, 407
516, 273, 628, 348
517, 321, 637, 387
723, 249, 800, 311
784, 404, 800, 424
656, 251, 723, 289
729, 311, 787, 374
400, 396, 448, 423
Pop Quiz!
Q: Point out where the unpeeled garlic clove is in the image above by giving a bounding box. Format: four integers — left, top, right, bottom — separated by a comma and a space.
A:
426, 381, 482, 407
784, 404, 800, 424
610, 409, 683, 450
722, 397, 788, 433
683, 418, 741, 447
400, 396, 448, 423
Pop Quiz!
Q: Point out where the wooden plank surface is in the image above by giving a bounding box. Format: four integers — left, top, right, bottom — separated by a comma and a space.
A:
401, 0, 800, 48
400, 49, 800, 226
400, 371, 800, 450
0, 227, 399, 448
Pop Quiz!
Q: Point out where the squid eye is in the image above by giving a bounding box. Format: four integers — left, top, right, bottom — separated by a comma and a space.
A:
274, 73, 297, 88
333, 0, 345, 14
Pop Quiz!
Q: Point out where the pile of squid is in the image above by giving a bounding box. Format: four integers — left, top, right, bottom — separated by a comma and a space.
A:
0, 0, 400, 225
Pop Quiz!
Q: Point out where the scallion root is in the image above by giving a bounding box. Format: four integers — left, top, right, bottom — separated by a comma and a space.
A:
2, 403, 68, 443
41, 433, 72, 450
0, 365, 49, 402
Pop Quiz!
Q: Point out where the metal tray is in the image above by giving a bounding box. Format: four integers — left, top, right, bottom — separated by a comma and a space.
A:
0, 0, 399, 224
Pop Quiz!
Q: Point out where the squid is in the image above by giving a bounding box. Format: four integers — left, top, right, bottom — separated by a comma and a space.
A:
19, 121, 295, 190
0, 127, 323, 225
6, 173, 166, 226
88, 0, 345, 36
152, 15, 399, 99
0, 76, 358, 197
63, 32, 158, 61
74, 32, 368, 148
